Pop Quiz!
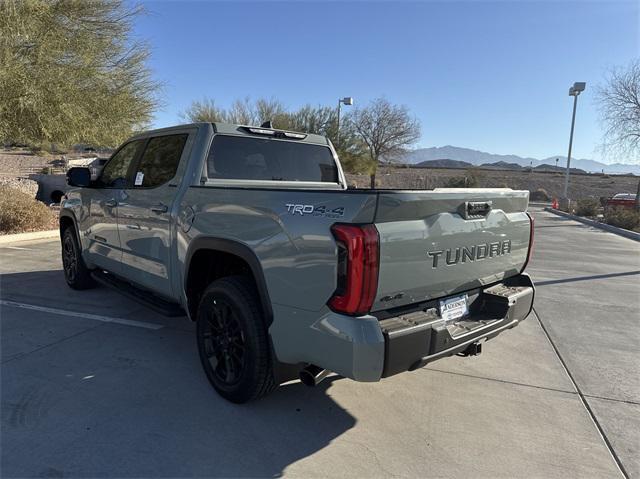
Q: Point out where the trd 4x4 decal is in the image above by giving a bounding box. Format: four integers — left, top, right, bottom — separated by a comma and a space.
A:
285, 204, 345, 218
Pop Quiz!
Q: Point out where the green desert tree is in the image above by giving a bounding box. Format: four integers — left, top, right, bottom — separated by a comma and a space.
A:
181, 98, 227, 123
0, 0, 160, 148
222, 97, 288, 126
287, 105, 337, 138
253, 98, 289, 128
182, 97, 290, 127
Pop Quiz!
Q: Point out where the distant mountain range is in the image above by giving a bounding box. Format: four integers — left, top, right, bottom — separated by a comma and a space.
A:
413, 158, 588, 174
401, 146, 639, 175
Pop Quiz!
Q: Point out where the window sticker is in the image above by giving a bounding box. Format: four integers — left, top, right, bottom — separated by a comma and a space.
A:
134, 171, 144, 186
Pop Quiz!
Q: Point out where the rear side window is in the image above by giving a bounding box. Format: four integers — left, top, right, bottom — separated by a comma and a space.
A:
99, 140, 144, 188
206, 135, 338, 183
134, 134, 188, 188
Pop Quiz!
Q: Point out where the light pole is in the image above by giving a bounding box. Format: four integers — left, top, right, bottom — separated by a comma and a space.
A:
563, 82, 586, 200
336, 97, 353, 148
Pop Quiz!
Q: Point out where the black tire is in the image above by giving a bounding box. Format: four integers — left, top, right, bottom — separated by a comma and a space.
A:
61, 227, 96, 290
196, 276, 276, 403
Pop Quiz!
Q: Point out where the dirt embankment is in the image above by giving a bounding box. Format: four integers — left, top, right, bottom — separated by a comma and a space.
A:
346, 166, 639, 200
0, 150, 55, 177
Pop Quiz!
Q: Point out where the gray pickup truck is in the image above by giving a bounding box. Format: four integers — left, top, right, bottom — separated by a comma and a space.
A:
60, 122, 535, 403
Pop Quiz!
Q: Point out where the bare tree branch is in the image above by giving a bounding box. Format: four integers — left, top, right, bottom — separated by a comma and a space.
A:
597, 60, 640, 162
349, 98, 421, 186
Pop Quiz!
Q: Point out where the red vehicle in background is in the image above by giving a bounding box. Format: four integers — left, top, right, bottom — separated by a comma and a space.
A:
606, 193, 638, 210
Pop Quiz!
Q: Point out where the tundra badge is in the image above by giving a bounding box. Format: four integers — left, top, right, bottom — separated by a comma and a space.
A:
427, 240, 512, 268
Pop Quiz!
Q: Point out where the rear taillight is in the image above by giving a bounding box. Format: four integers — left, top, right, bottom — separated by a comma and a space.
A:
328, 224, 379, 316
521, 213, 535, 272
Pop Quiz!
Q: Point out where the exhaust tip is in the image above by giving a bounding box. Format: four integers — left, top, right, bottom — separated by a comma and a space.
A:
299, 365, 329, 387
299, 370, 316, 387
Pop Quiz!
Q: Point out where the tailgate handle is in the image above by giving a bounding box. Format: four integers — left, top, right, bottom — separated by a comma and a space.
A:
462, 201, 492, 219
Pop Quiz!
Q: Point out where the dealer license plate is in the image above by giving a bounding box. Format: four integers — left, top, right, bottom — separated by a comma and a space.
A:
439, 294, 469, 323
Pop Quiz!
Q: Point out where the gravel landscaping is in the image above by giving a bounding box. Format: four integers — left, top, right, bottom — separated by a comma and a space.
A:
0, 177, 39, 197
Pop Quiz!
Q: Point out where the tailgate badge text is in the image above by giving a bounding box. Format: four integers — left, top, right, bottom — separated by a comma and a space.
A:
427, 240, 512, 268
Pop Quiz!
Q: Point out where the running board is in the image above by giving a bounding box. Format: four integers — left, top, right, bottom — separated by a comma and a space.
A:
91, 270, 186, 317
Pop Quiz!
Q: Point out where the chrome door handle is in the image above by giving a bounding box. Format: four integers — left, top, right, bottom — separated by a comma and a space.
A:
150, 203, 168, 213
105, 199, 117, 207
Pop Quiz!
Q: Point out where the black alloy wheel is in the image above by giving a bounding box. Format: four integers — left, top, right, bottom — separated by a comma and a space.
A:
201, 297, 246, 386
196, 276, 276, 403
62, 231, 78, 283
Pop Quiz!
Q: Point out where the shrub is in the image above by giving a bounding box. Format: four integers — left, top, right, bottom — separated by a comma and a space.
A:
605, 206, 640, 232
340, 151, 373, 175
445, 176, 467, 187
529, 188, 550, 202
0, 177, 38, 197
0, 186, 57, 234
575, 198, 600, 217
445, 174, 478, 188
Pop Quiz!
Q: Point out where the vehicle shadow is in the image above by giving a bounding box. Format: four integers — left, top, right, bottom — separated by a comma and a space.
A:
177, 377, 356, 478
1, 269, 357, 478
0, 269, 174, 323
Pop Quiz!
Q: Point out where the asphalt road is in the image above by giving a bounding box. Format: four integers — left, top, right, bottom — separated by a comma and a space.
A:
1, 208, 638, 478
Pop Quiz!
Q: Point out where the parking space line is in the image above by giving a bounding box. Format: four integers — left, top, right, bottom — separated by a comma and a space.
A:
425, 367, 576, 396
0, 300, 164, 330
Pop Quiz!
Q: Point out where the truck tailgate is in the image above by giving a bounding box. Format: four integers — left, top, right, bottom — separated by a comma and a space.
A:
371, 189, 531, 312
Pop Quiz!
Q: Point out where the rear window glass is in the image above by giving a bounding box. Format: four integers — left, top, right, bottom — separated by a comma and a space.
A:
206, 135, 338, 183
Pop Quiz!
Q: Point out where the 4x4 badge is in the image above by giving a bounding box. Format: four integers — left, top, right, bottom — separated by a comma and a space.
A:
285, 204, 345, 218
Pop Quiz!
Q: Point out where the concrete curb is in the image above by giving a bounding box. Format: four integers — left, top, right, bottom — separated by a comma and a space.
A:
544, 207, 640, 242
0, 229, 59, 245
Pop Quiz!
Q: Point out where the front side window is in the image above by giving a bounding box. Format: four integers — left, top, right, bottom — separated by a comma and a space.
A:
134, 134, 188, 188
99, 140, 144, 188
207, 135, 338, 183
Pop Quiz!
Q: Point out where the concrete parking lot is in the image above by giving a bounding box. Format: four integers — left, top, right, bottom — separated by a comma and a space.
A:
1, 208, 638, 478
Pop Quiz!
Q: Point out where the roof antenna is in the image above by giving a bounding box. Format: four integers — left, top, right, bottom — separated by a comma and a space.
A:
260, 120, 273, 128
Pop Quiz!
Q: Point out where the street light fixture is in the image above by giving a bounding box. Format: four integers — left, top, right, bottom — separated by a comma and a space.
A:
336, 97, 354, 148
563, 82, 586, 200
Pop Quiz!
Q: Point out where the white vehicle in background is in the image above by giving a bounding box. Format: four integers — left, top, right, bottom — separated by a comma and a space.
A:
67, 157, 108, 180
30, 157, 108, 205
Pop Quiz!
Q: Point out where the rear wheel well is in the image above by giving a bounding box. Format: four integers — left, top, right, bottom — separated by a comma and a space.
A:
186, 249, 260, 320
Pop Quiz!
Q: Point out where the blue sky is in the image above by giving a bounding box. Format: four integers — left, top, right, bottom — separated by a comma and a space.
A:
135, 1, 639, 163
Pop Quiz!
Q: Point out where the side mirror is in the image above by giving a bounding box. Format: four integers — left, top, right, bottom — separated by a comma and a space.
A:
67, 167, 92, 187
